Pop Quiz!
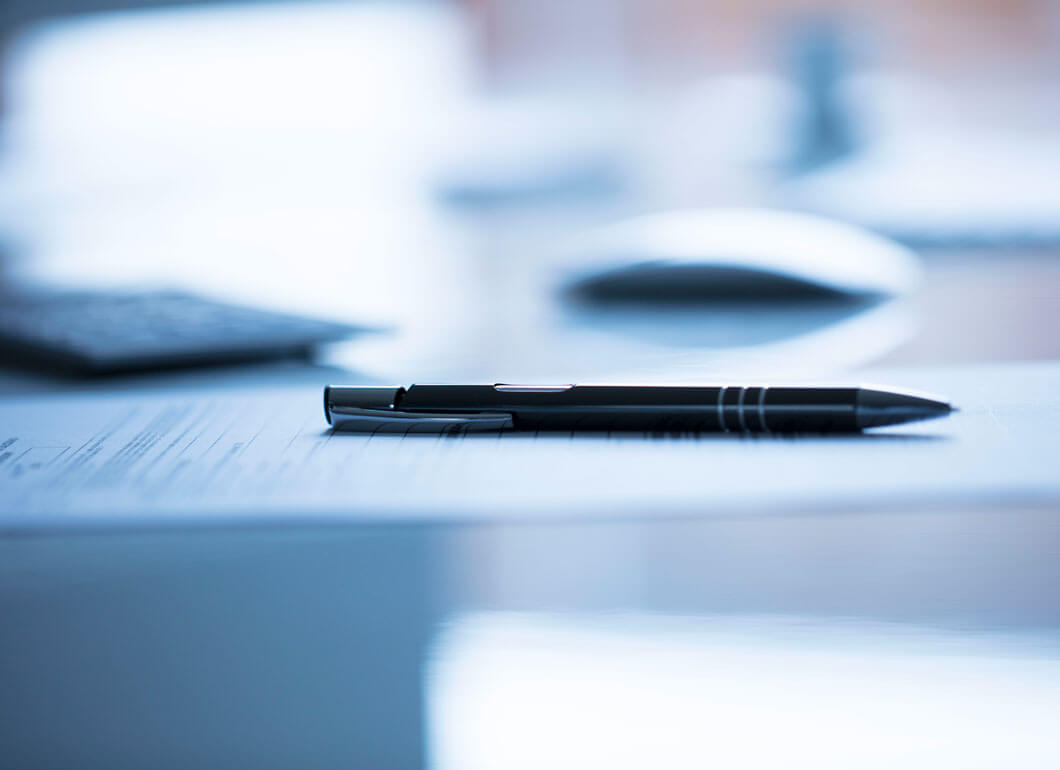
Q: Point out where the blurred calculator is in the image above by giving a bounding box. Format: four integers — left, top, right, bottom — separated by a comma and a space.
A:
0, 288, 361, 374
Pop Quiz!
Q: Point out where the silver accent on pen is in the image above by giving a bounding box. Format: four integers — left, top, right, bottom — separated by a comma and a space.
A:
758, 386, 770, 434
736, 387, 749, 432
717, 386, 729, 432
494, 384, 574, 393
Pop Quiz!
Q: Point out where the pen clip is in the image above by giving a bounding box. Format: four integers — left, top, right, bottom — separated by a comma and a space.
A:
327, 406, 515, 433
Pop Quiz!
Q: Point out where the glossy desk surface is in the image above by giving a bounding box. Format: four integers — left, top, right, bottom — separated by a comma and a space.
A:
2, 252, 1059, 770
3, 110, 1060, 770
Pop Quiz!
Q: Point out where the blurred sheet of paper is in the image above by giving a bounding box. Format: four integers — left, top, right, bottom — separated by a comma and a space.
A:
1, 360, 1058, 529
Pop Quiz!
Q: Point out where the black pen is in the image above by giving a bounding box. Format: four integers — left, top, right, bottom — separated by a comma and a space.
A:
324, 384, 953, 433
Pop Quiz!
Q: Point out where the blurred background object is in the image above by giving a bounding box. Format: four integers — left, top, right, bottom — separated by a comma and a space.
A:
0, 0, 1058, 380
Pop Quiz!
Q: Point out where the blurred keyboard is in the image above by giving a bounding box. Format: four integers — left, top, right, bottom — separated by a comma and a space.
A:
0, 289, 360, 374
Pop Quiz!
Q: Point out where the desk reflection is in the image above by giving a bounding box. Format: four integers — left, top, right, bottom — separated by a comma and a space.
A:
433, 506, 1060, 768
0, 526, 437, 770
3, 504, 1058, 768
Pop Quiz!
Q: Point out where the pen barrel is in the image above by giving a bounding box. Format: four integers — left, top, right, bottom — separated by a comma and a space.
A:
398, 385, 861, 433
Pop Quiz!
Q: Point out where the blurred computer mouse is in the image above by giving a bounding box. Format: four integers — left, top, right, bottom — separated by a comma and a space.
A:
561, 208, 921, 303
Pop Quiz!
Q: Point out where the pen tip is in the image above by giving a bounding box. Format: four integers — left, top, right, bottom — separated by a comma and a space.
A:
855, 389, 955, 429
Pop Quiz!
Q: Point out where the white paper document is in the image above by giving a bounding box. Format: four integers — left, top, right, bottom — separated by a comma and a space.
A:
1, 362, 1058, 529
